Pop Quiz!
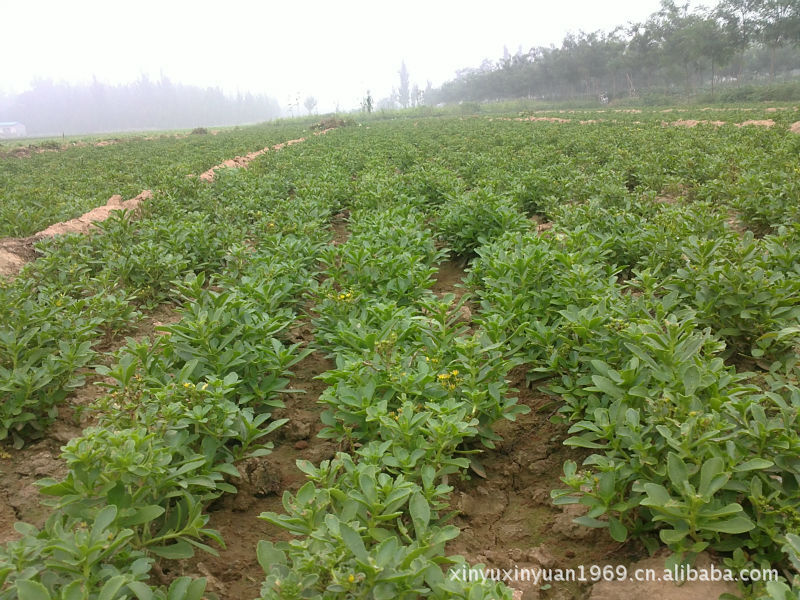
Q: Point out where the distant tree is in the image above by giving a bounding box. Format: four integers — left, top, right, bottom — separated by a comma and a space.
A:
304, 96, 317, 115
2, 76, 281, 135
411, 84, 421, 107
398, 61, 410, 108
758, 0, 800, 78
424, 0, 800, 105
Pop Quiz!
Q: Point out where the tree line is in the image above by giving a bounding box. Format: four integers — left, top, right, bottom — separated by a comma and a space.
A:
428, 0, 800, 104
0, 76, 281, 136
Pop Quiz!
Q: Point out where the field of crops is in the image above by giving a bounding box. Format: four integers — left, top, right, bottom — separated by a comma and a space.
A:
0, 123, 311, 238
1, 106, 800, 600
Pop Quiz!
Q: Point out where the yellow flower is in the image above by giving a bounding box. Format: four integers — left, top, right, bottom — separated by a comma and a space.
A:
348, 574, 355, 583
437, 373, 450, 380
451, 369, 459, 376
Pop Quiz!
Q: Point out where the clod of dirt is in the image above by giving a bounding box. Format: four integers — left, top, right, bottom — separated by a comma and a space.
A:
537, 222, 553, 233
283, 416, 313, 441
0, 237, 36, 278
458, 486, 509, 525
589, 552, 738, 600
551, 503, 606, 542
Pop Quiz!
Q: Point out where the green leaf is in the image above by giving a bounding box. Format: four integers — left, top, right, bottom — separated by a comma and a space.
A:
409, 492, 431, 536
98, 576, 127, 600
256, 540, 286, 573
339, 522, 368, 562
703, 515, 754, 534
149, 540, 194, 559
91, 505, 118, 538
590, 375, 623, 399
62, 581, 84, 600
16, 580, 51, 600
699, 457, 727, 498
734, 458, 773, 472
682, 365, 700, 395
107, 481, 131, 509
126, 582, 154, 600
660, 527, 689, 544
608, 518, 628, 542
172, 578, 206, 600
667, 452, 689, 489
573, 515, 607, 528
642, 483, 671, 505
119, 505, 165, 527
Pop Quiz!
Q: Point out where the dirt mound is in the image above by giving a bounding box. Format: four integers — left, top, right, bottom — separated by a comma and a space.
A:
310, 117, 352, 131
736, 119, 774, 127
790, 121, 800, 134
0, 190, 152, 278
667, 120, 725, 128
519, 116, 571, 123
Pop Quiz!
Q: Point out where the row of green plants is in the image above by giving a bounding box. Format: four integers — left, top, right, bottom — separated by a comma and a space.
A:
0, 169, 338, 598
0, 206, 239, 448
255, 190, 527, 598
454, 198, 800, 598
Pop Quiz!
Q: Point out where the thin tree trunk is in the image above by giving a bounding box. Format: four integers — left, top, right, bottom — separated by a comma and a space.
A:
711, 58, 715, 97
770, 46, 776, 81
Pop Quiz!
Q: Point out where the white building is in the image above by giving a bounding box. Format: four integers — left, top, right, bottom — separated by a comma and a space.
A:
0, 122, 26, 138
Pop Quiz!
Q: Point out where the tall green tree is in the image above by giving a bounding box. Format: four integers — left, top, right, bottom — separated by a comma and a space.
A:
398, 61, 410, 108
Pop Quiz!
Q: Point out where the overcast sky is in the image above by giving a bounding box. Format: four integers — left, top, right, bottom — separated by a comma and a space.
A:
3, 0, 716, 113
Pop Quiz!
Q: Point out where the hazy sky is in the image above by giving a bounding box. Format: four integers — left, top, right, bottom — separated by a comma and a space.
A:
4, 0, 716, 113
